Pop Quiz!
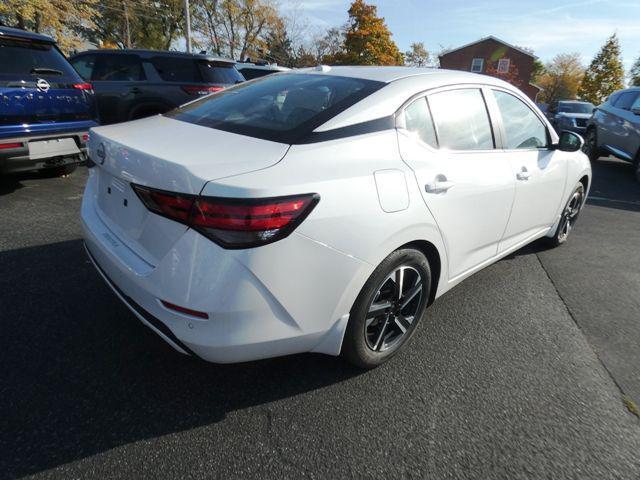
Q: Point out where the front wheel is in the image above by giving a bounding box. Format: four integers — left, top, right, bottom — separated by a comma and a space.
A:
342, 248, 431, 369
547, 183, 585, 247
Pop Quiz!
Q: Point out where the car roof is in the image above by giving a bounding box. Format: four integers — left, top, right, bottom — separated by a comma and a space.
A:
70, 49, 234, 64
309, 66, 540, 134
0, 26, 54, 43
294, 65, 497, 84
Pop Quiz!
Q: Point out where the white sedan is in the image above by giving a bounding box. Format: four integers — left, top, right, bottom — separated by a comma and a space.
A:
81, 66, 591, 368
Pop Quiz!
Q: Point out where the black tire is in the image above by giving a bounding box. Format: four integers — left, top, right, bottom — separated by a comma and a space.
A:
547, 183, 585, 248
583, 128, 601, 162
40, 164, 78, 178
634, 152, 640, 183
342, 248, 431, 369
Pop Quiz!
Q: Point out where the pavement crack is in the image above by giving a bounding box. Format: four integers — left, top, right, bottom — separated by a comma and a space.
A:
535, 252, 638, 420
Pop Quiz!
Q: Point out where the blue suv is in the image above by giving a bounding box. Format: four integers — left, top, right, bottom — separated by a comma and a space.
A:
0, 26, 98, 175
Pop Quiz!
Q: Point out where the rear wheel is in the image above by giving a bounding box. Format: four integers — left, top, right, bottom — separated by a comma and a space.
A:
547, 183, 585, 247
342, 248, 431, 369
583, 128, 601, 162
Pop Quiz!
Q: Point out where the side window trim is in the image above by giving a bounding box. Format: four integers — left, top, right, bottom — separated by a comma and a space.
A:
486, 87, 551, 150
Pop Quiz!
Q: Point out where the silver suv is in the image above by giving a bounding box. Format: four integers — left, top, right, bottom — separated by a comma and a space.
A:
584, 87, 640, 182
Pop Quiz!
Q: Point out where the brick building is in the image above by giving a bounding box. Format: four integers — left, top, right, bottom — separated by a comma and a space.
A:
439, 36, 541, 101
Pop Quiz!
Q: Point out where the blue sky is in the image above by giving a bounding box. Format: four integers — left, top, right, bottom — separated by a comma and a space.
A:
289, 0, 640, 70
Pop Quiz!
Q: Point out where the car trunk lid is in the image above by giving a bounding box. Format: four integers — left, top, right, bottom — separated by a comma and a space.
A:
88, 115, 289, 265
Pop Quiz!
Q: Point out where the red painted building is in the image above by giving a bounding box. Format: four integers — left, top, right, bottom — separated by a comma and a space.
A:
439, 36, 541, 101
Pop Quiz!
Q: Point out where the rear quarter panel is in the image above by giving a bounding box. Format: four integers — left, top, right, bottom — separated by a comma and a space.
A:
200, 130, 449, 321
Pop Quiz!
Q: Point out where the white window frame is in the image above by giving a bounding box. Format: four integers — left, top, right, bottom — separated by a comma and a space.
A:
497, 58, 511, 73
470, 58, 484, 73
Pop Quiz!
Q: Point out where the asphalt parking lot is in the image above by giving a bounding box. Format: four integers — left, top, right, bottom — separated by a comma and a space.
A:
1, 160, 639, 479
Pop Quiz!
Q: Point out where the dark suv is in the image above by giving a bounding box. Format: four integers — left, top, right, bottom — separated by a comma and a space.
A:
0, 26, 98, 175
69, 50, 243, 125
584, 87, 640, 182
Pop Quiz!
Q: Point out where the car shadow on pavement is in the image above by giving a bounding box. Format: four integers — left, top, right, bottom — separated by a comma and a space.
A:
0, 239, 363, 478
586, 157, 640, 212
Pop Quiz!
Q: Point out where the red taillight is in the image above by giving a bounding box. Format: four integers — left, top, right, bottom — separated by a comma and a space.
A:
73, 83, 93, 92
161, 300, 209, 319
82, 133, 89, 142
0, 142, 22, 150
181, 85, 224, 96
131, 184, 319, 248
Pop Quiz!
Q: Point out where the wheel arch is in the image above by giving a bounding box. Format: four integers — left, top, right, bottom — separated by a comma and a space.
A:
399, 239, 441, 306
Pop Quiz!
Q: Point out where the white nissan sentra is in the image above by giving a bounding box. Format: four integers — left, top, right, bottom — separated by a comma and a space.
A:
81, 66, 591, 368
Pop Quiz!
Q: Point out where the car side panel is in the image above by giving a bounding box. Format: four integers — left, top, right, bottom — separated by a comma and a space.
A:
200, 130, 449, 321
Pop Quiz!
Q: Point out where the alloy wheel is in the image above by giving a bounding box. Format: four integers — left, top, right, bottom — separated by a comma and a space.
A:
364, 266, 424, 352
557, 188, 584, 243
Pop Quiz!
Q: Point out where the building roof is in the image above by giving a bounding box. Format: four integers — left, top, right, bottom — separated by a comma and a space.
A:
0, 26, 55, 43
439, 36, 537, 59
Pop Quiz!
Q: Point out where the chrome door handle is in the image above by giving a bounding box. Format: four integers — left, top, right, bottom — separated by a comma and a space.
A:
425, 180, 455, 194
516, 167, 531, 181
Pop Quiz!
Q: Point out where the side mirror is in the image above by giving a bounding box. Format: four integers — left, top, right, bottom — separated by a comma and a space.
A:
631, 107, 640, 116
556, 130, 584, 152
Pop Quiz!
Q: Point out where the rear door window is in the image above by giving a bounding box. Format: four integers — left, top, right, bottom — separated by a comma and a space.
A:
403, 97, 437, 148
493, 90, 547, 149
0, 38, 78, 79
92, 54, 145, 81
428, 88, 494, 150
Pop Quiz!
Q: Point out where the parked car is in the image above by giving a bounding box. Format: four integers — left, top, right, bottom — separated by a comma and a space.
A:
584, 87, 640, 181
0, 26, 97, 176
82, 67, 590, 368
235, 61, 290, 80
546, 100, 595, 135
69, 49, 243, 125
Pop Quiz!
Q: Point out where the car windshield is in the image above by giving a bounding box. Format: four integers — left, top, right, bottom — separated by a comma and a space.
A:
0, 38, 77, 78
559, 102, 594, 114
166, 73, 384, 143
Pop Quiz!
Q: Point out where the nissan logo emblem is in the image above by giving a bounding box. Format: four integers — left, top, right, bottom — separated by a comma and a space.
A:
36, 78, 50, 93
96, 143, 106, 164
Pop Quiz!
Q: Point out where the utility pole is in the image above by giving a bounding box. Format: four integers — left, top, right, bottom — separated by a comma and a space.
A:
183, 0, 192, 53
123, 1, 131, 48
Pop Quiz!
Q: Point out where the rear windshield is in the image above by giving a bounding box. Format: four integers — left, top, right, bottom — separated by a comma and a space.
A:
238, 68, 277, 80
559, 102, 595, 114
152, 56, 243, 84
0, 38, 78, 78
166, 73, 384, 143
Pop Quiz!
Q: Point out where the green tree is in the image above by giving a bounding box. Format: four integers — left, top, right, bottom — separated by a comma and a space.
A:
629, 55, 640, 87
337, 0, 403, 66
264, 26, 294, 66
404, 42, 430, 67
314, 26, 346, 64
86, 0, 184, 51
0, 0, 99, 53
537, 53, 585, 104
579, 33, 625, 104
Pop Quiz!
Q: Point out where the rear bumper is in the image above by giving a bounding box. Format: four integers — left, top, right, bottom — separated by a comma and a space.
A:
0, 130, 90, 174
81, 170, 367, 363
